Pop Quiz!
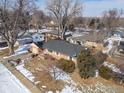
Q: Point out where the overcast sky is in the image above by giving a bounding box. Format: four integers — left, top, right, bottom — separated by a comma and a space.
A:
37, 0, 124, 17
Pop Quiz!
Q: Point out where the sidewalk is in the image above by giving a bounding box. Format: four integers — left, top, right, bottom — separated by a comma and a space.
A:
1, 60, 43, 93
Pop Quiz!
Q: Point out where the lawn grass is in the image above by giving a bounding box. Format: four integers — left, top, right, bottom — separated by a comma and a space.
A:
0, 46, 19, 57
0, 48, 10, 57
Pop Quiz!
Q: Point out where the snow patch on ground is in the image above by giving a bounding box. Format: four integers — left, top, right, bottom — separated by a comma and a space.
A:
49, 67, 70, 81
49, 67, 83, 93
49, 67, 118, 93
0, 64, 31, 93
103, 36, 124, 54
103, 39, 113, 54
103, 61, 123, 74
15, 44, 29, 54
18, 38, 32, 45
16, 61, 35, 82
3, 44, 29, 59
0, 47, 8, 51
28, 29, 53, 33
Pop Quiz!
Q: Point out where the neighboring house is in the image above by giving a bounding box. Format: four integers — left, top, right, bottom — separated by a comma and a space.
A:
45, 21, 58, 30
112, 30, 124, 38
18, 34, 33, 45
43, 30, 72, 42
30, 40, 84, 63
67, 35, 99, 47
42, 30, 60, 42
118, 41, 124, 53
18, 32, 44, 45
103, 36, 124, 54
67, 35, 85, 46
67, 31, 106, 47
0, 36, 8, 48
31, 32, 44, 43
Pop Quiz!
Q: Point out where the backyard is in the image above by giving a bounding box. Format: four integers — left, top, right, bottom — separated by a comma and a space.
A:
23, 53, 124, 93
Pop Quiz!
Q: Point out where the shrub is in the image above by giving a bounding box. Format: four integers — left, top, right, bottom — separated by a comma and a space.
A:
77, 49, 107, 79
16, 58, 21, 64
99, 66, 112, 80
77, 49, 97, 78
93, 51, 107, 67
99, 66, 124, 84
57, 58, 75, 73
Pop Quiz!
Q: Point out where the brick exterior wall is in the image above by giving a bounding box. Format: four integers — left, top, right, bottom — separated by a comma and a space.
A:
45, 33, 60, 42
43, 49, 77, 63
30, 43, 77, 63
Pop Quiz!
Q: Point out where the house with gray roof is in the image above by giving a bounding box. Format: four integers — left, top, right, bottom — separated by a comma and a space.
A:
42, 30, 72, 42
118, 41, 124, 53
34, 39, 84, 62
18, 32, 45, 45
112, 30, 124, 38
67, 31, 108, 47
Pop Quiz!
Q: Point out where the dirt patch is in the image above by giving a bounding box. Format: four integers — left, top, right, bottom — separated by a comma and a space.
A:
0, 48, 10, 57
71, 69, 124, 93
0, 46, 19, 57
106, 57, 117, 64
34, 71, 64, 92
107, 56, 124, 73
71, 70, 97, 85
25, 56, 64, 92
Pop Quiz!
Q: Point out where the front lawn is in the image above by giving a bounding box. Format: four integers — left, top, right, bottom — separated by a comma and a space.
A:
24, 54, 124, 93
24, 56, 64, 92
0, 46, 19, 57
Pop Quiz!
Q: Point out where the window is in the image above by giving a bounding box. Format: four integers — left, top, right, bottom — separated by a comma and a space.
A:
35, 37, 38, 39
69, 56, 72, 60
77, 41, 81, 45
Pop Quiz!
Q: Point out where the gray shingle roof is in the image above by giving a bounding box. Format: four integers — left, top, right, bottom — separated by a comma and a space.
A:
68, 31, 108, 43
42, 40, 83, 57
43, 30, 61, 36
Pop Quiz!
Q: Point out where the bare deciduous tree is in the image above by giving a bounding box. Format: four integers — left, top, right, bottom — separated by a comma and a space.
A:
38, 56, 64, 81
47, 0, 83, 39
0, 0, 36, 54
102, 8, 123, 36
74, 17, 84, 28
31, 10, 45, 31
